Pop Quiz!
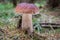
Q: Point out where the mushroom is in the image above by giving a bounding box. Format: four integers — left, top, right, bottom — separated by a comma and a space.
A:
15, 3, 39, 34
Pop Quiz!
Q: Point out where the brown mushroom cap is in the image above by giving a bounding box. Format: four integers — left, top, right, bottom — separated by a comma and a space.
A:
15, 3, 39, 14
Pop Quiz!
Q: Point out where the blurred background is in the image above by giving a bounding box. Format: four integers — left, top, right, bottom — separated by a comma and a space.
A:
0, 0, 60, 40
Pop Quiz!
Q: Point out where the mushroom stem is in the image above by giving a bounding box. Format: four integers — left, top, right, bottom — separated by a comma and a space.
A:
22, 14, 33, 34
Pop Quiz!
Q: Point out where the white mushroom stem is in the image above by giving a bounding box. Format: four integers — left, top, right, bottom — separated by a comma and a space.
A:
22, 14, 33, 34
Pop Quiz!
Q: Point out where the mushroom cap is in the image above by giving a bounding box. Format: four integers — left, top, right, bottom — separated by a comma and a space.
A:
15, 3, 39, 14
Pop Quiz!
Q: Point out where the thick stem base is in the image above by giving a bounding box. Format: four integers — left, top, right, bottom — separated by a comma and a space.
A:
22, 14, 33, 34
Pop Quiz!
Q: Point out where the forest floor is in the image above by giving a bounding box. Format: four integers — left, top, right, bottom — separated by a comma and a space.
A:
0, 26, 60, 40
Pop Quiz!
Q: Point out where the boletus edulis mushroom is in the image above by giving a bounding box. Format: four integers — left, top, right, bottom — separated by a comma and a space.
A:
15, 3, 39, 35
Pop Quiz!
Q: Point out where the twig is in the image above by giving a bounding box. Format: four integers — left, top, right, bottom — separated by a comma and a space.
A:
33, 31, 48, 40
